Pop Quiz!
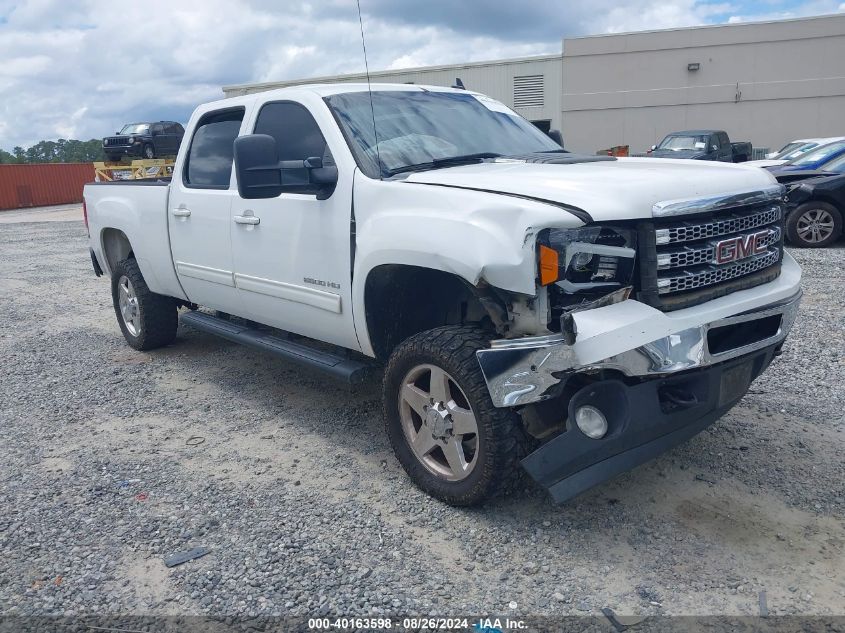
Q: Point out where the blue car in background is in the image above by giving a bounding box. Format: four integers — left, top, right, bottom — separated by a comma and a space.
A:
768, 139, 845, 172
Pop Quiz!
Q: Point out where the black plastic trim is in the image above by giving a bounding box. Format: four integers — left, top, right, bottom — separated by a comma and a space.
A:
521, 344, 778, 503
180, 311, 377, 385
89, 248, 103, 277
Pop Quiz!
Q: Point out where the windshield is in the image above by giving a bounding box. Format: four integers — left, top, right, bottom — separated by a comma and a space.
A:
656, 135, 710, 151
775, 142, 818, 160
822, 153, 845, 173
324, 90, 560, 178
790, 141, 845, 166
119, 123, 149, 135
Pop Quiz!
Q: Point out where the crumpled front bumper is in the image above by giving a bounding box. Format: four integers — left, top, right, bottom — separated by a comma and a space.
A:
475, 254, 801, 504
477, 253, 802, 408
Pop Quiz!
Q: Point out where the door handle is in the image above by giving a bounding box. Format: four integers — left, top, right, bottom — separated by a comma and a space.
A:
234, 215, 260, 225
171, 208, 191, 217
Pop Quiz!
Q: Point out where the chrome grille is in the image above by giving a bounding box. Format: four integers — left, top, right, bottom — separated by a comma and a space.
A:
657, 250, 780, 294
656, 205, 781, 245
647, 200, 784, 308
657, 226, 781, 270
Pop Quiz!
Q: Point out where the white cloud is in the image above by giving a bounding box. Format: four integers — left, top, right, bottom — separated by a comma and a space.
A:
0, 0, 842, 148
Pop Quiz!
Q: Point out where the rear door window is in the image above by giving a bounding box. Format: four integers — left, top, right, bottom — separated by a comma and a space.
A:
184, 108, 245, 188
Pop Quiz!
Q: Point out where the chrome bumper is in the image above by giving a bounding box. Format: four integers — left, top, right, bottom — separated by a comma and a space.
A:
477, 289, 802, 408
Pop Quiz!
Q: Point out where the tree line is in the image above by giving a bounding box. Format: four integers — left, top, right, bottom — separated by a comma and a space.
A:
0, 139, 107, 164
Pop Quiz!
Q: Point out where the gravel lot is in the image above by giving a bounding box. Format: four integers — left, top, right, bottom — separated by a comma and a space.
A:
1, 208, 843, 622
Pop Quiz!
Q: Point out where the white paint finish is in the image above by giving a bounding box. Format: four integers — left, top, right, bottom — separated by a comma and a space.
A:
164, 99, 256, 314
85, 84, 802, 366
175, 261, 235, 287
745, 159, 787, 167
233, 273, 341, 314
228, 90, 359, 350
404, 157, 777, 222
571, 253, 801, 366
83, 183, 186, 300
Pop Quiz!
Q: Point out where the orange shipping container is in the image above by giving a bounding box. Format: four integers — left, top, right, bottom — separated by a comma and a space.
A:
0, 163, 94, 211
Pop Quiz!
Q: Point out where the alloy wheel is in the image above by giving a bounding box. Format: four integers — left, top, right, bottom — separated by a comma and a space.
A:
796, 208, 836, 244
117, 275, 141, 336
398, 364, 480, 482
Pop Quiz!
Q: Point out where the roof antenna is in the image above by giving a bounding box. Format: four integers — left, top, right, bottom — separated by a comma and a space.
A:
356, 0, 381, 178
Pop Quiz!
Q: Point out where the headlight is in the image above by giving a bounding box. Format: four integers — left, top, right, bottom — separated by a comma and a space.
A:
127, 136, 135, 144
538, 226, 637, 294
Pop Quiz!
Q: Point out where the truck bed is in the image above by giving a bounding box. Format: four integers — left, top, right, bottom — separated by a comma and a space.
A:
84, 178, 186, 301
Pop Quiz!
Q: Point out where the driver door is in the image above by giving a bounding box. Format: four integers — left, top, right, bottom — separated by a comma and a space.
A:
230, 100, 359, 351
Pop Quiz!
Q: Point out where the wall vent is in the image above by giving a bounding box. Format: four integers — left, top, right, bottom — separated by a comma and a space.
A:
513, 75, 544, 108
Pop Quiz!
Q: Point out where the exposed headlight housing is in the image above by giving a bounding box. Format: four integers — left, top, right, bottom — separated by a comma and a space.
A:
538, 226, 637, 295
784, 182, 812, 206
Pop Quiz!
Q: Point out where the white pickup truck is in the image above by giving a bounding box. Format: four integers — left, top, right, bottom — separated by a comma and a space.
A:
84, 84, 802, 506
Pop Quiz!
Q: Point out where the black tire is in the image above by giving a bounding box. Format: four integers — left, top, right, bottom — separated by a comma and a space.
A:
785, 201, 842, 248
143, 143, 155, 159
111, 258, 178, 351
383, 325, 530, 506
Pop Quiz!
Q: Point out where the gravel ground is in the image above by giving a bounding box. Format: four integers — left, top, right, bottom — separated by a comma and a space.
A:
1, 212, 843, 622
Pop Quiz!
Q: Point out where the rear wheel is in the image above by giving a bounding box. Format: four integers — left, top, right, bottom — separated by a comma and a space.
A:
383, 325, 529, 506
786, 201, 842, 248
111, 258, 177, 350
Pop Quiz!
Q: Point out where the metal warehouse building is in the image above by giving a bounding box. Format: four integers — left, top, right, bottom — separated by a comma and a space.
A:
223, 13, 845, 155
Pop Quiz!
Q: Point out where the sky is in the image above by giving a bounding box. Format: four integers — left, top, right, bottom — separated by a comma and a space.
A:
0, 0, 843, 149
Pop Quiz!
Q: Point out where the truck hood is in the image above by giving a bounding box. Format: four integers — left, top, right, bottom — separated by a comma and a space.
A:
404, 157, 777, 222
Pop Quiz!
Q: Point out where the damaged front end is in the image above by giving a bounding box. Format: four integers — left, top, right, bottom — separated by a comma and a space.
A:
476, 186, 802, 503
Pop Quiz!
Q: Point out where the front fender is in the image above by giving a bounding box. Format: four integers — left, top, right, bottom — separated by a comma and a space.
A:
351, 175, 584, 355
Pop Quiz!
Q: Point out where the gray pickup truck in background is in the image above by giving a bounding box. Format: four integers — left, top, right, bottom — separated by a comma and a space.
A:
649, 129, 752, 163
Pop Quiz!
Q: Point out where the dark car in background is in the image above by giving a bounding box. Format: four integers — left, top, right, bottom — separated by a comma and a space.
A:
648, 129, 751, 162
773, 152, 845, 247
102, 121, 185, 162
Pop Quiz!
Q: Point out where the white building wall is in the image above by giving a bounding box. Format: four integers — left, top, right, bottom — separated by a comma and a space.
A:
223, 14, 845, 157
561, 14, 845, 154
223, 55, 563, 131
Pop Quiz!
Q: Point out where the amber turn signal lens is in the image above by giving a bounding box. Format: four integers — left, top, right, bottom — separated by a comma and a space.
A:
538, 244, 559, 286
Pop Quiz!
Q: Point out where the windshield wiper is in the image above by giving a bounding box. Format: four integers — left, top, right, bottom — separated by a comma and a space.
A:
386, 152, 501, 176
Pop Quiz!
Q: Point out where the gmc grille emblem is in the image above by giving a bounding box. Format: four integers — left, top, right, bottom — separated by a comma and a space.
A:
714, 230, 770, 264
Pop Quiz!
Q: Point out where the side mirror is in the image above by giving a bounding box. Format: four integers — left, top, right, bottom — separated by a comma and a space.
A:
234, 134, 283, 199
547, 129, 564, 147
234, 135, 339, 200
650, 145, 657, 151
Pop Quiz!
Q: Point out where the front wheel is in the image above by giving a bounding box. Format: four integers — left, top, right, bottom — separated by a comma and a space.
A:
786, 201, 842, 248
111, 258, 178, 350
143, 144, 155, 159
383, 325, 529, 506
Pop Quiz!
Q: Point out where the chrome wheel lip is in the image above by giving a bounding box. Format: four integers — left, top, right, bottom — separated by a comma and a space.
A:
117, 275, 141, 337
398, 363, 480, 482
795, 208, 835, 244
